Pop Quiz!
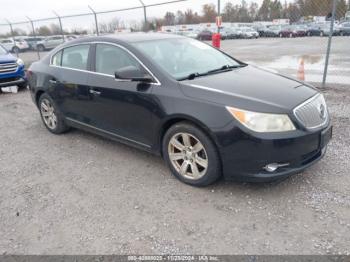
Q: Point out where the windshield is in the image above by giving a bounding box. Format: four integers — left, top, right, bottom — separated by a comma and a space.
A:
132, 38, 241, 80
0, 45, 8, 55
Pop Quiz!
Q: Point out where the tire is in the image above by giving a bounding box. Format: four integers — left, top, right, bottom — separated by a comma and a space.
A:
340, 31, 344, 36
279, 33, 283, 38
37, 45, 45, 52
307, 31, 311, 36
38, 93, 70, 134
12, 46, 20, 53
162, 121, 221, 187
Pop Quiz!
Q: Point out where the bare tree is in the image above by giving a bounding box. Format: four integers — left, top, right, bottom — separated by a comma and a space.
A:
201, 4, 217, 22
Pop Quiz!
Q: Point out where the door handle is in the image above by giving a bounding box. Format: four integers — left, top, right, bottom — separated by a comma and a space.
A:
89, 89, 101, 95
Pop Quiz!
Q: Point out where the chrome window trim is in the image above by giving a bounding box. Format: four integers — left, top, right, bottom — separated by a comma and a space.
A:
49, 41, 161, 86
65, 117, 151, 148
293, 93, 329, 130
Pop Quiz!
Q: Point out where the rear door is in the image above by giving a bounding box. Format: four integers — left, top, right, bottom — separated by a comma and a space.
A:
48, 44, 93, 121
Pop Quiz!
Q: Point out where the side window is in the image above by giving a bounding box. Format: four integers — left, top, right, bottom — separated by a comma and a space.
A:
61, 45, 90, 70
51, 50, 62, 66
95, 44, 141, 76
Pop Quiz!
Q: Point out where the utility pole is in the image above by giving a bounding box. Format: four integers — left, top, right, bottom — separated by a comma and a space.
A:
139, 0, 147, 31
53, 11, 64, 42
88, 5, 99, 35
5, 19, 18, 57
217, 0, 221, 33
322, 0, 337, 87
26, 16, 40, 59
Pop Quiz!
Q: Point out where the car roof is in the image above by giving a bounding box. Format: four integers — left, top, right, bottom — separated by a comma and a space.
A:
67, 32, 183, 45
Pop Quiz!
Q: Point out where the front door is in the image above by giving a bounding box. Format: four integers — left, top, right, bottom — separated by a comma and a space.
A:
85, 43, 158, 147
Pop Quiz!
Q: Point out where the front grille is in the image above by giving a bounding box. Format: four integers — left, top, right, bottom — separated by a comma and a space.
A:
293, 94, 329, 130
0, 76, 20, 84
0, 62, 18, 74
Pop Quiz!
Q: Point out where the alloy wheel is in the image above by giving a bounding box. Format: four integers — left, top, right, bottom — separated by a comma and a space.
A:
168, 132, 208, 180
40, 98, 57, 130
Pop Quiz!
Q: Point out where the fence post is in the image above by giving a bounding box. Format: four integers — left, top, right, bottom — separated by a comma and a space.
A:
322, 0, 337, 87
53, 11, 65, 42
217, 0, 221, 33
5, 19, 18, 57
88, 5, 99, 36
26, 16, 40, 60
139, 0, 147, 31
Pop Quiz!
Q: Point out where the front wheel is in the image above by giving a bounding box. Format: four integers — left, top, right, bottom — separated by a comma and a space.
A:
163, 122, 221, 187
38, 93, 70, 134
12, 46, 20, 53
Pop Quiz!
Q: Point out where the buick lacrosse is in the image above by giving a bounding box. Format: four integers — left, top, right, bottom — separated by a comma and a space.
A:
28, 33, 332, 186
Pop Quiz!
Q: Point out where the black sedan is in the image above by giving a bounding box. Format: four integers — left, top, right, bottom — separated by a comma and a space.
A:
27, 33, 332, 186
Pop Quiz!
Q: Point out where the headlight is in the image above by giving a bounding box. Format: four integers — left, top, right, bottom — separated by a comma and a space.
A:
16, 58, 24, 66
226, 106, 296, 132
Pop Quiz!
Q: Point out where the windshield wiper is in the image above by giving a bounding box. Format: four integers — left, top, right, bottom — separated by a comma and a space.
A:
178, 64, 246, 81
207, 64, 245, 74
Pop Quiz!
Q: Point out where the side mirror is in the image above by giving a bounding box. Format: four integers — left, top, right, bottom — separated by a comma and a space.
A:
115, 66, 153, 83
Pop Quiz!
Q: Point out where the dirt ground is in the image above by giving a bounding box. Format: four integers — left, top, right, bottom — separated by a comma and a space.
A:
0, 84, 349, 255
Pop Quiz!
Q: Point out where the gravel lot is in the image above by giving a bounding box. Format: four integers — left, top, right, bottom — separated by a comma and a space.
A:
0, 84, 349, 255
1, 36, 350, 255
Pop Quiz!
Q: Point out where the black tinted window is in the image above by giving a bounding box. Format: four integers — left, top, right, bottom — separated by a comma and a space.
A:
61, 45, 90, 70
95, 44, 141, 76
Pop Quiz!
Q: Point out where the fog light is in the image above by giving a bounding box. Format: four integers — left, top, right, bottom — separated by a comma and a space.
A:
263, 163, 289, 172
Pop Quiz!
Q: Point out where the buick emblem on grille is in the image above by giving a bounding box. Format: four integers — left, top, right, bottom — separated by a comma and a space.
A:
318, 104, 326, 120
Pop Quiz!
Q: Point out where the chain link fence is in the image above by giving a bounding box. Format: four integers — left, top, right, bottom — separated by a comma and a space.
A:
0, 0, 349, 87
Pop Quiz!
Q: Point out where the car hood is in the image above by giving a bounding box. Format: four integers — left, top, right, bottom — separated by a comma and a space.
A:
180, 65, 318, 113
0, 53, 16, 63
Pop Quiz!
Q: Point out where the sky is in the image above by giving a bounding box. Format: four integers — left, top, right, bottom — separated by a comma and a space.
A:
0, 0, 270, 34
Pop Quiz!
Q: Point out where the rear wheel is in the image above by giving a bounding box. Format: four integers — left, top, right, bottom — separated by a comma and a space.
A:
163, 122, 221, 187
38, 93, 69, 134
37, 45, 45, 52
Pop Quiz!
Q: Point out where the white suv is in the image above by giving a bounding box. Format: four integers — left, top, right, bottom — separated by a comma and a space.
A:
0, 38, 29, 53
35, 36, 65, 51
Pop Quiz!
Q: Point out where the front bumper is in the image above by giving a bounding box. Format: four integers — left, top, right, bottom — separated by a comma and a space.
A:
217, 123, 332, 182
0, 65, 26, 88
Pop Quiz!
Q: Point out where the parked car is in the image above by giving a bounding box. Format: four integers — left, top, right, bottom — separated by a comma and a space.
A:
35, 36, 65, 51
264, 25, 283, 37
338, 22, 350, 35
17, 36, 45, 50
0, 44, 27, 91
28, 34, 332, 186
318, 23, 341, 36
197, 30, 213, 41
306, 24, 323, 36
0, 38, 29, 53
240, 27, 259, 38
279, 25, 306, 37
222, 27, 242, 39
253, 25, 269, 37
